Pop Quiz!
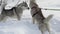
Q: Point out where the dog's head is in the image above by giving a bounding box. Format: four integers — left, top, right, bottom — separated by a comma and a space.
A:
18, 1, 29, 10
29, 1, 38, 9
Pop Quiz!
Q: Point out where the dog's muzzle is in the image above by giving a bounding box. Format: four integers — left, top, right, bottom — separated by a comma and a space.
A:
27, 7, 29, 9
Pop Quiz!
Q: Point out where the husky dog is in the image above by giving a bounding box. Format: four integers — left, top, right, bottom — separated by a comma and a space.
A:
0, 1, 29, 21
29, 0, 53, 34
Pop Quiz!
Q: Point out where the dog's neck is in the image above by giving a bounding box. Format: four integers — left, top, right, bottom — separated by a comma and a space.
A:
30, 0, 36, 2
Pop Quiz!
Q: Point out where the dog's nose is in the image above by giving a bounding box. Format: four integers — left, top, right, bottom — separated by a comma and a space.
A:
27, 7, 29, 9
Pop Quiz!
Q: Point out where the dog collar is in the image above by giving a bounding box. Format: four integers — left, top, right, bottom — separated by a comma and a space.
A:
31, 6, 39, 17
32, 11, 39, 17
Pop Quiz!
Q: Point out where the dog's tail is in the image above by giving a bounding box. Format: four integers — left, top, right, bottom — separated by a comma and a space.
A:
44, 15, 53, 24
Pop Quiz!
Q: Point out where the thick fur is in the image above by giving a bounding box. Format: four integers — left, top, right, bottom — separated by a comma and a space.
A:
0, 1, 29, 21
29, 0, 53, 34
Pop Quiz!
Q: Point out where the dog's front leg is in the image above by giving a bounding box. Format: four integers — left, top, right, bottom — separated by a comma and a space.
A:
13, 8, 20, 20
32, 17, 35, 24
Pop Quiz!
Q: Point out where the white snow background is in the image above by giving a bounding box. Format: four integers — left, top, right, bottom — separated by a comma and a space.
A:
0, 0, 60, 34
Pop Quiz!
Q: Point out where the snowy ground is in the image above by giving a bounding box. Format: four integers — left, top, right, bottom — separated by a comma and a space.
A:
0, 10, 60, 34
0, 0, 60, 34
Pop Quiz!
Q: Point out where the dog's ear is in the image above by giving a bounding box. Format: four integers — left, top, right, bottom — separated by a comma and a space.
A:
23, 1, 26, 4
23, 1, 24, 3
23, 1, 27, 4
23, 1, 26, 3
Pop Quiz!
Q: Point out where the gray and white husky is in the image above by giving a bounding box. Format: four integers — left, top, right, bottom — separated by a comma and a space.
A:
29, 0, 53, 34
0, 1, 29, 21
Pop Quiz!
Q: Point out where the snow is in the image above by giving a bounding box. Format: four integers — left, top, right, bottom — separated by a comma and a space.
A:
0, 0, 60, 34
0, 10, 60, 34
